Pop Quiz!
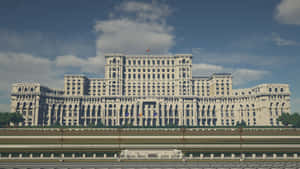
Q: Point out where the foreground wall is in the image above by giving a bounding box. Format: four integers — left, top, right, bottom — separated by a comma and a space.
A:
0, 128, 299, 161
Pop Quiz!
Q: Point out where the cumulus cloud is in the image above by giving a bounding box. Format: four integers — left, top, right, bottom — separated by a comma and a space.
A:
232, 69, 270, 86
192, 63, 224, 75
192, 59, 269, 86
0, 52, 63, 111
0, 52, 59, 86
0, 51, 108, 104
275, 0, 300, 25
95, 1, 175, 55
0, 52, 66, 90
56, 55, 105, 74
0, 52, 108, 111
271, 32, 299, 46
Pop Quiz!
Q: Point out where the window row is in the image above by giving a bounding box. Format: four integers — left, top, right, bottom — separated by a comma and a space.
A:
126, 68, 175, 73
127, 73, 175, 79
127, 60, 175, 65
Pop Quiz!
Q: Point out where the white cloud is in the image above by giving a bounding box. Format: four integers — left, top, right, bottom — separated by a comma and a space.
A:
271, 32, 299, 46
55, 55, 105, 74
0, 52, 108, 112
95, 1, 175, 55
192, 63, 224, 75
0, 52, 63, 112
232, 69, 270, 86
192, 61, 269, 86
56, 55, 86, 67
275, 0, 300, 25
0, 52, 60, 88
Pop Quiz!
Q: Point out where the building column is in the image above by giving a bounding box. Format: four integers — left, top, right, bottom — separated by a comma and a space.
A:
100, 103, 105, 126
95, 104, 99, 125
33, 98, 39, 126
193, 100, 197, 126
178, 100, 183, 126
139, 102, 143, 126
161, 103, 165, 126
76, 104, 80, 126
59, 105, 63, 125
84, 104, 88, 126
47, 105, 52, 126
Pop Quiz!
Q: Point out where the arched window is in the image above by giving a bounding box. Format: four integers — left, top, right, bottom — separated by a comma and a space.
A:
97, 105, 101, 116
169, 105, 173, 116
87, 105, 90, 116
131, 104, 134, 116
186, 105, 190, 117
92, 105, 96, 116
80, 105, 85, 116
207, 105, 210, 116
23, 102, 27, 108
120, 105, 123, 116
212, 105, 216, 117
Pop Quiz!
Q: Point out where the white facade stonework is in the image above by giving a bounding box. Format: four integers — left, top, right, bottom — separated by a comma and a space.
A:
10, 54, 290, 127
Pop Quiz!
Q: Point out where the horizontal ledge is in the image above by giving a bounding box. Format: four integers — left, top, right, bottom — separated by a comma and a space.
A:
1, 144, 300, 149
1, 136, 300, 139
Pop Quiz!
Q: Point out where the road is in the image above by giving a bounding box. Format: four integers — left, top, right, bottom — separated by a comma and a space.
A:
1, 162, 300, 169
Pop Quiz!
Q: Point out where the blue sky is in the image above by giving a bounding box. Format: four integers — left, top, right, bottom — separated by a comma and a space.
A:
0, 0, 299, 112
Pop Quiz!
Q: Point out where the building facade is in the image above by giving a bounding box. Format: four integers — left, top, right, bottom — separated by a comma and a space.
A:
10, 54, 290, 127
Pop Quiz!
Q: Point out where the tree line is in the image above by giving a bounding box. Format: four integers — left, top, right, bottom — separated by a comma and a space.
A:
277, 112, 300, 128
0, 112, 24, 127
0, 112, 299, 128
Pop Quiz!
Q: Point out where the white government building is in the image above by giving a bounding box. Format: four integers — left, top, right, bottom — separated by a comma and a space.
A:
10, 54, 290, 127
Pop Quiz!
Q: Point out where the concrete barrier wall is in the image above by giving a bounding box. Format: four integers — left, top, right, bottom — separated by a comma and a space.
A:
0, 152, 299, 161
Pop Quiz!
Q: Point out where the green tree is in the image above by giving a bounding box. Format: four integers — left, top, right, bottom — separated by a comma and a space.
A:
0, 112, 10, 127
277, 112, 300, 128
96, 121, 105, 128
277, 112, 291, 126
0, 112, 24, 127
9, 112, 24, 126
235, 120, 247, 128
52, 121, 61, 128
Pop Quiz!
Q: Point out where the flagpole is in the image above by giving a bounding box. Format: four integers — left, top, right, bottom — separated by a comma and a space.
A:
146, 48, 150, 55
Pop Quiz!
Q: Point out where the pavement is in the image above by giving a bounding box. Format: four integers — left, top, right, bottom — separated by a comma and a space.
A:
1, 161, 300, 169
